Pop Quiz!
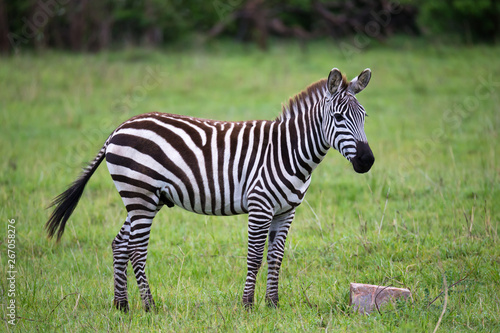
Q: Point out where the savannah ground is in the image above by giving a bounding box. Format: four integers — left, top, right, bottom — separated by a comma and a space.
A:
1, 39, 499, 331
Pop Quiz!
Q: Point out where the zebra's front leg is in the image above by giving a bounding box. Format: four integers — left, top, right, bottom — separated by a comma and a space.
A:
112, 215, 131, 312
265, 209, 295, 308
242, 208, 273, 308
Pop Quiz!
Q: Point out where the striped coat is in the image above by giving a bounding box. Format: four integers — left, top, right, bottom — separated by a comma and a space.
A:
47, 68, 374, 311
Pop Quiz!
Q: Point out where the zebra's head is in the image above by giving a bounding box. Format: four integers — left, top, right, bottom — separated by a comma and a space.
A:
323, 68, 374, 173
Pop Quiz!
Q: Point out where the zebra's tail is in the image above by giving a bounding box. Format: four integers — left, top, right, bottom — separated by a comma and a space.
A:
46, 144, 107, 241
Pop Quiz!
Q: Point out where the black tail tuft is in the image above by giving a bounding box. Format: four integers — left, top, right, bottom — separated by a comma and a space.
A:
46, 146, 106, 241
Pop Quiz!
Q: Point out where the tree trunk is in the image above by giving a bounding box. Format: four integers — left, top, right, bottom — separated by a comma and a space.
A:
69, 0, 89, 51
0, 0, 9, 53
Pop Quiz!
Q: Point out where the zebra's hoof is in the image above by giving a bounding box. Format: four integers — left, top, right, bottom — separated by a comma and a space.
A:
242, 298, 254, 311
266, 296, 279, 308
144, 301, 157, 313
114, 299, 129, 313
243, 303, 254, 311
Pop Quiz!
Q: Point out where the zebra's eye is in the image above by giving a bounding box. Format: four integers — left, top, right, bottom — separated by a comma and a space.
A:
334, 113, 343, 122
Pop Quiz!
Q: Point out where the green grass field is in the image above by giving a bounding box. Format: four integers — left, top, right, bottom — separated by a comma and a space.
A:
1, 40, 499, 332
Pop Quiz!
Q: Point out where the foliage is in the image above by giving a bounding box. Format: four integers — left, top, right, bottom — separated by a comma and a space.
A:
3, 0, 499, 53
412, 0, 500, 43
0, 41, 499, 331
4, 0, 228, 51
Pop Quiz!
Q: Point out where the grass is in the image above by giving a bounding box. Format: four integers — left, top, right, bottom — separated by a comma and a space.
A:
1, 39, 499, 332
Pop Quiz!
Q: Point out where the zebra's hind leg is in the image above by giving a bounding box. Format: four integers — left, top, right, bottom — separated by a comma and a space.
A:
265, 209, 295, 308
128, 203, 163, 312
112, 215, 131, 312
242, 205, 273, 308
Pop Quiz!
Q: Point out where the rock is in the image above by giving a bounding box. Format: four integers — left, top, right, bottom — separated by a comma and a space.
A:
349, 283, 411, 314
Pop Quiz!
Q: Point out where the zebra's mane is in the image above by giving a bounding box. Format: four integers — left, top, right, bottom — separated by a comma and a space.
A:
277, 75, 348, 121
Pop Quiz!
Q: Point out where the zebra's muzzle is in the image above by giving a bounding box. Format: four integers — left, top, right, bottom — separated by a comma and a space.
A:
351, 141, 374, 173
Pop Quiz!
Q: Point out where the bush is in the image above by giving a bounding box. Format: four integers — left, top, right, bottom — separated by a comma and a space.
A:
415, 0, 500, 43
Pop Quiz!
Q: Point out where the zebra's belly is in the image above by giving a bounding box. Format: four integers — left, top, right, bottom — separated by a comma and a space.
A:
160, 184, 248, 216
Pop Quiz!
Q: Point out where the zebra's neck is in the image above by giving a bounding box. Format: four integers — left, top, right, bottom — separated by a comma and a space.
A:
277, 79, 328, 122
273, 79, 330, 178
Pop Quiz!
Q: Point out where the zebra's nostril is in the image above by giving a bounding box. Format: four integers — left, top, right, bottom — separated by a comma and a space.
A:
351, 141, 374, 173
361, 152, 374, 166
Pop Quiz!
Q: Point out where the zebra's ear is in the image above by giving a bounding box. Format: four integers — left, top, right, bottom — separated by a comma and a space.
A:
327, 68, 343, 95
348, 68, 371, 94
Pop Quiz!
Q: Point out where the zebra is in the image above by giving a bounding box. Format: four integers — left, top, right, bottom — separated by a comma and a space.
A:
46, 67, 374, 312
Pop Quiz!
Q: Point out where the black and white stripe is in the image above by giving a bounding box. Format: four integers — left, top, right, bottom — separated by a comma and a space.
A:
46, 68, 374, 311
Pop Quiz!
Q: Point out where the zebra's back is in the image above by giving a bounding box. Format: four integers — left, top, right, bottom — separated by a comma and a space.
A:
105, 112, 274, 216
